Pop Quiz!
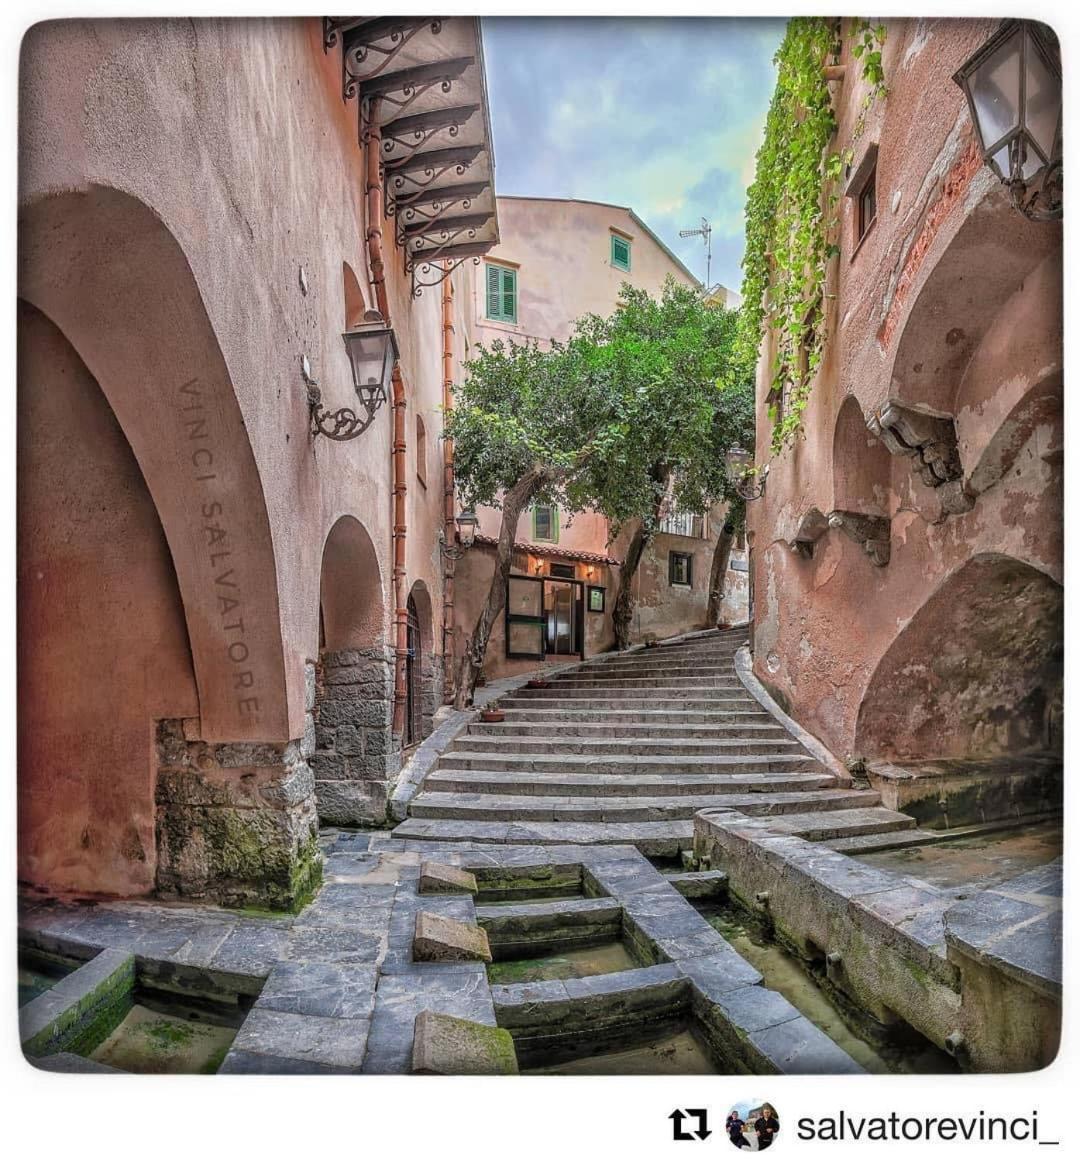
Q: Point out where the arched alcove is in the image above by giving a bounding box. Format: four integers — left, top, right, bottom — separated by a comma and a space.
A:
855, 554, 1063, 761
405, 580, 436, 745
832, 395, 891, 516
343, 261, 368, 329
312, 515, 395, 826
18, 186, 292, 742
319, 515, 385, 651
967, 371, 1062, 499
17, 300, 199, 896
887, 184, 1061, 416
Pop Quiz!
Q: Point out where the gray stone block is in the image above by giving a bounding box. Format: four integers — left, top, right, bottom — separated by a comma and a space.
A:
411, 1010, 518, 1075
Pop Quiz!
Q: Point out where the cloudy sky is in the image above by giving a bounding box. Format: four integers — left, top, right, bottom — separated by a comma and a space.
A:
482, 17, 786, 295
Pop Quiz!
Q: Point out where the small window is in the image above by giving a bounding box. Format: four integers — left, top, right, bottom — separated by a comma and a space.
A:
610, 233, 631, 272
669, 551, 693, 587
857, 166, 877, 245
485, 261, 517, 323
532, 504, 559, 543
415, 413, 427, 488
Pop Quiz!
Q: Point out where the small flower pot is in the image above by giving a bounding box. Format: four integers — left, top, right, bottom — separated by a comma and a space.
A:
526, 678, 551, 689
480, 708, 505, 723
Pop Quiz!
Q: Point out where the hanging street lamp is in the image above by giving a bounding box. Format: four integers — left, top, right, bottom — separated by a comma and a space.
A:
725, 447, 768, 501
438, 508, 479, 560
310, 309, 399, 440
953, 20, 1062, 222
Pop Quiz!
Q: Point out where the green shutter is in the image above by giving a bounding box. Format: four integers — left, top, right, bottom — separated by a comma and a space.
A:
611, 234, 631, 271
501, 266, 517, 323
486, 263, 501, 318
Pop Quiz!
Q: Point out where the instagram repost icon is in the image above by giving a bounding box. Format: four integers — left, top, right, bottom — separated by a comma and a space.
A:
727, 1102, 780, 1151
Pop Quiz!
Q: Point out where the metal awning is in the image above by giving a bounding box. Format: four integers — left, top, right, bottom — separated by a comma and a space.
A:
324, 16, 500, 297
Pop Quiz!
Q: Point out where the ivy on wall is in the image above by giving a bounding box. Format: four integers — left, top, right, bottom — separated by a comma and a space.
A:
738, 17, 887, 456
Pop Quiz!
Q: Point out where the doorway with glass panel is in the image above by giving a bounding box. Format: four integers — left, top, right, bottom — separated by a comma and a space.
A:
506, 573, 584, 660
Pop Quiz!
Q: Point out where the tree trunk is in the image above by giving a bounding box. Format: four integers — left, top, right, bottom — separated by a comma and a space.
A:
611, 520, 652, 652
454, 467, 549, 709
707, 522, 736, 626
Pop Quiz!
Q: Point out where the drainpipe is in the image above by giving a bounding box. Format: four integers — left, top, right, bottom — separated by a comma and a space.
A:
441, 261, 457, 701
364, 103, 409, 739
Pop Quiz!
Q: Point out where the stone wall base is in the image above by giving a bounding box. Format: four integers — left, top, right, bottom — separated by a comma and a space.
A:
155, 719, 322, 912
311, 651, 401, 827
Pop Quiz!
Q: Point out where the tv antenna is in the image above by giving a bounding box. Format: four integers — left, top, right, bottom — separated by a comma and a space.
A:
679, 217, 712, 290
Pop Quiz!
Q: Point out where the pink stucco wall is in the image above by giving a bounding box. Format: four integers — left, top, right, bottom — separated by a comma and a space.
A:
18, 18, 464, 893
748, 18, 1062, 763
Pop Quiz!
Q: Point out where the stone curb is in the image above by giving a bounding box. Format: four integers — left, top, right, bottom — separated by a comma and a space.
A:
733, 645, 851, 785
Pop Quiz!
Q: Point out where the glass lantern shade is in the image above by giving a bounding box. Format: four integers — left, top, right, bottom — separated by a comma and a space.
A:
954, 21, 1061, 186
342, 315, 399, 412
456, 509, 479, 549
724, 447, 753, 480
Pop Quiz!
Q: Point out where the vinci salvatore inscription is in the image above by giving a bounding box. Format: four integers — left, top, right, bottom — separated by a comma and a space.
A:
178, 377, 262, 720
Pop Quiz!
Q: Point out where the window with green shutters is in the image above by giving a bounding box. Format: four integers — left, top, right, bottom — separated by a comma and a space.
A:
610, 233, 631, 271
532, 504, 558, 543
485, 262, 517, 323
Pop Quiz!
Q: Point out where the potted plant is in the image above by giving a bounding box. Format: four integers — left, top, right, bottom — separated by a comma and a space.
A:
526, 675, 551, 688
480, 700, 505, 723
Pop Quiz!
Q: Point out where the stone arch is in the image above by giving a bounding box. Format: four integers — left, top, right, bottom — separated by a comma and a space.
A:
886, 184, 1061, 417
855, 553, 1062, 761
405, 580, 437, 745
832, 395, 891, 516
312, 515, 397, 827
18, 186, 291, 742
967, 373, 1062, 500
343, 261, 368, 329
17, 299, 199, 896
319, 515, 385, 651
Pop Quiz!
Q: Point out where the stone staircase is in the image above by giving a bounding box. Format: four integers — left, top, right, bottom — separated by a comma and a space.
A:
394, 628, 918, 857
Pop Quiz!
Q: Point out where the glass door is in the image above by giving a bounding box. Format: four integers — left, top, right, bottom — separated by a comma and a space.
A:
506, 574, 545, 659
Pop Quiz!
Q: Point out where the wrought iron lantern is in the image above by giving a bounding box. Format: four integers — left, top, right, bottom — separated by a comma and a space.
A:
953, 20, 1062, 221
725, 447, 768, 501
310, 310, 399, 440
439, 509, 479, 560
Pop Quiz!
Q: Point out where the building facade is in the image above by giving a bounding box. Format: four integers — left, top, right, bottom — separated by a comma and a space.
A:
452, 196, 748, 681
17, 16, 498, 905
747, 19, 1062, 802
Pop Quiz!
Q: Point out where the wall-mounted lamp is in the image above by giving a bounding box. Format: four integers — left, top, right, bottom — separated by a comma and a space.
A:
725, 447, 769, 501
953, 20, 1061, 221
310, 310, 399, 440
438, 509, 478, 560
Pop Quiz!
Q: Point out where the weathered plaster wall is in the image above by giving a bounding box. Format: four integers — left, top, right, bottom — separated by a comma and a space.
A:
17, 303, 199, 896
18, 18, 455, 896
748, 18, 1062, 762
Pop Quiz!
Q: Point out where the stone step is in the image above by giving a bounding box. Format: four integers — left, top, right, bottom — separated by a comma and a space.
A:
391, 817, 694, 857
543, 677, 746, 690
449, 734, 807, 757
572, 659, 743, 676
467, 720, 788, 740
422, 769, 838, 798
823, 828, 942, 854
763, 807, 917, 842
498, 695, 761, 711
437, 751, 824, 776
491, 708, 777, 726
409, 788, 883, 822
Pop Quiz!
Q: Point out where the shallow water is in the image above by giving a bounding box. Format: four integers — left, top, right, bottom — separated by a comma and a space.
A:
526, 1028, 717, 1075
698, 904, 956, 1074
89, 1004, 236, 1074
857, 821, 1062, 892
487, 940, 639, 985
18, 957, 73, 1008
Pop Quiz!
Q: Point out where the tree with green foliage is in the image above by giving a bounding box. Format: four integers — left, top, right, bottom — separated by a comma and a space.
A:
447, 277, 754, 706
571, 279, 754, 648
